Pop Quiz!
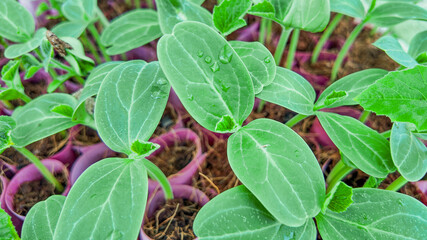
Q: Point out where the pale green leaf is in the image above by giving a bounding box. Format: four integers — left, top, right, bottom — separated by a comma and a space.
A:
52, 21, 88, 38
213, 0, 251, 36
61, 0, 97, 23
368, 2, 427, 27
330, 0, 365, 19
356, 65, 427, 131
373, 35, 418, 68
408, 30, 427, 59
0, 203, 19, 240
257, 66, 315, 115
317, 188, 427, 240
54, 158, 148, 240
194, 186, 317, 240
101, 9, 162, 55
316, 112, 395, 178
390, 122, 427, 181
157, 21, 254, 132
95, 61, 170, 155
283, 0, 330, 32
21, 195, 65, 240
230, 40, 276, 94
0, 0, 34, 42
228, 118, 325, 226
5, 28, 47, 59
322, 182, 353, 214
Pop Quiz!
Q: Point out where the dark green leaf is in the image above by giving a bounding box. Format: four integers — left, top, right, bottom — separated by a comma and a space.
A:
51, 104, 74, 118
363, 176, 384, 188
0, 88, 28, 101
130, 140, 159, 157
324, 91, 348, 107
0, 203, 19, 240
1, 60, 20, 82
213, 0, 251, 36
248, 0, 276, 19
322, 182, 353, 214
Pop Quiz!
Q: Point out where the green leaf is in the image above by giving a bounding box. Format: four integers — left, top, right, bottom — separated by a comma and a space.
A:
51, 104, 74, 118
95, 61, 170, 155
373, 35, 418, 68
0, 88, 28, 101
0, 203, 19, 240
52, 21, 88, 38
0, 116, 15, 154
194, 186, 317, 239
130, 140, 159, 157
330, 0, 365, 19
269, 0, 292, 21
408, 30, 427, 59
157, 0, 213, 35
101, 9, 162, 55
158, 21, 254, 132
21, 54, 42, 79
248, 0, 276, 19
363, 176, 384, 188
21, 195, 65, 240
316, 112, 395, 178
40, 39, 53, 72
390, 122, 427, 181
324, 91, 348, 107
316, 188, 427, 240
230, 40, 276, 94
322, 182, 353, 214
0, 0, 34, 42
1, 60, 20, 81
368, 2, 427, 27
314, 69, 388, 109
54, 158, 148, 240
356, 65, 427, 131
4, 28, 47, 59
61, 0, 97, 23
36, 2, 51, 17
141, 158, 173, 200
61, 37, 94, 75
11, 93, 78, 147
213, 0, 251, 36
283, 0, 330, 32
228, 118, 325, 226
256, 66, 315, 115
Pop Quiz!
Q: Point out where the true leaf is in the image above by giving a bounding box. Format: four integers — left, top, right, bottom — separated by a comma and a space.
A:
95, 61, 170, 155
11, 93, 78, 147
368, 2, 427, 27
194, 186, 317, 239
314, 69, 388, 109
61, 37, 94, 76
101, 9, 162, 55
130, 140, 159, 157
21, 195, 65, 240
248, 0, 276, 19
317, 188, 427, 240
228, 118, 325, 226
4, 28, 47, 59
257, 66, 315, 115
61, 0, 97, 23
322, 182, 353, 214
52, 21, 88, 38
0, 116, 16, 154
213, 0, 251, 36
330, 0, 365, 19
363, 176, 385, 188
230, 40, 276, 94
157, 21, 254, 132
51, 104, 74, 118
54, 158, 148, 240
0, 88, 28, 101
1, 60, 20, 81
157, 0, 213, 35
21, 54, 42, 79
0, 203, 19, 240
282, 0, 330, 32
268, 0, 292, 21
408, 30, 427, 59
356, 65, 427, 131
373, 35, 418, 68
316, 112, 395, 178
390, 122, 427, 181
0, 0, 34, 42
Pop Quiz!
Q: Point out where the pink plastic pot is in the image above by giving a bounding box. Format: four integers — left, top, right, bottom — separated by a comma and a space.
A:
0, 175, 22, 234
140, 184, 210, 240
148, 129, 205, 185
415, 181, 427, 206
4, 159, 71, 232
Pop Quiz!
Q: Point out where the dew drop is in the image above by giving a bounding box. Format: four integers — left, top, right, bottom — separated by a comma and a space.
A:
108, 230, 124, 239
264, 56, 271, 63
187, 94, 194, 101
204, 56, 212, 64
284, 231, 295, 240
210, 62, 220, 72
219, 44, 233, 64
197, 50, 204, 58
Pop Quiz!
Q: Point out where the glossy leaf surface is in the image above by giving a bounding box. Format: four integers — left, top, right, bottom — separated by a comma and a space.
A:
0, 0, 34, 42
373, 35, 418, 68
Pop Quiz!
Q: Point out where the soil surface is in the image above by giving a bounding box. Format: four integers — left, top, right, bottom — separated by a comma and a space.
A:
10, 78, 48, 108
143, 198, 201, 240
153, 104, 179, 138
72, 126, 101, 146
149, 141, 197, 177
13, 172, 67, 216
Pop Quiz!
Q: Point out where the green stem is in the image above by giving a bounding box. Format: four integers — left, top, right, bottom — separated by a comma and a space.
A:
285, 114, 308, 128
311, 14, 343, 64
259, 18, 268, 44
80, 32, 102, 64
96, 7, 109, 28
274, 27, 293, 65
257, 100, 266, 113
286, 29, 299, 69
326, 160, 354, 193
87, 24, 111, 62
381, 130, 391, 138
330, 21, 366, 82
359, 110, 371, 123
74, 75, 85, 84
385, 176, 408, 192
135, 0, 141, 8
0, 37, 8, 48
121, 53, 128, 61
20, 94, 32, 103
14, 147, 64, 192
146, 0, 154, 9
266, 20, 273, 43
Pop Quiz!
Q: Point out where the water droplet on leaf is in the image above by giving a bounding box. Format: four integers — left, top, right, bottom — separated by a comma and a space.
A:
210, 62, 220, 72
219, 44, 233, 64
264, 56, 271, 63
156, 78, 168, 85
187, 94, 194, 101
204, 56, 212, 64
197, 50, 204, 58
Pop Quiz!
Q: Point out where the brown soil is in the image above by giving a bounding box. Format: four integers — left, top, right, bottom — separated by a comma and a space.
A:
72, 126, 101, 146
149, 141, 197, 177
13, 171, 67, 216
99, 0, 134, 20
0, 133, 68, 170
368, 113, 393, 133
246, 102, 297, 124
143, 198, 201, 240
153, 104, 179, 138
10, 78, 48, 108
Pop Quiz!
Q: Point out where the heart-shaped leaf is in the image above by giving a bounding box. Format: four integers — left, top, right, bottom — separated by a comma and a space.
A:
0, 0, 34, 42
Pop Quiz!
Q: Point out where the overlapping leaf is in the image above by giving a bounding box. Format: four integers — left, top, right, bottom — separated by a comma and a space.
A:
0, 0, 34, 42
368, 2, 427, 27
0, 203, 19, 240
5, 28, 47, 59
373, 35, 418, 68
330, 0, 365, 19
282, 0, 330, 32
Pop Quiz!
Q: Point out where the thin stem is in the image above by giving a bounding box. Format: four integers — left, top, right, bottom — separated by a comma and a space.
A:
381, 130, 391, 138
87, 24, 111, 62
266, 20, 273, 43
326, 160, 354, 193
330, 21, 366, 82
259, 18, 268, 44
74, 75, 85, 84
274, 27, 293, 65
20, 93, 32, 103
14, 147, 64, 192
0, 37, 8, 48
385, 176, 408, 192
286, 29, 299, 69
257, 100, 266, 113
80, 32, 102, 64
359, 110, 371, 123
121, 53, 128, 61
96, 7, 110, 28
311, 14, 343, 64
135, 0, 141, 8
146, 0, 154, 9
285, 114, 308, 128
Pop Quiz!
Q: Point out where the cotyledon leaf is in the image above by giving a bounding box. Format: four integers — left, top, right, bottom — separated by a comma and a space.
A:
316, 112, 395, 178
390, 122, 427, 181
373, 35, 418, 68
100, 9, 162, 55
21, 195, 66, 240
316, 188, 427, 240
61, 0, 97, 23
257, 66, 316, 115
230, 40, 276, 94
330, 0, 365, 19
408, 30, 427, 59
158, 21, 254, 133
193, 185, 317, 240
95, 61, 170, 155
4, 28, 47, 59
54, 158, 148, 240
0, 0, 34, 42
228, 118, 325, 226
282, 0, 330, 32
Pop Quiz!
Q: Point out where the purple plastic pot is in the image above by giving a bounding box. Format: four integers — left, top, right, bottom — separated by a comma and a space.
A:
148, 129, 205, 185
140, 184, 210, 240
0, 175, 23, 234
415, 181, 427, 206
4, 159, 71, 232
